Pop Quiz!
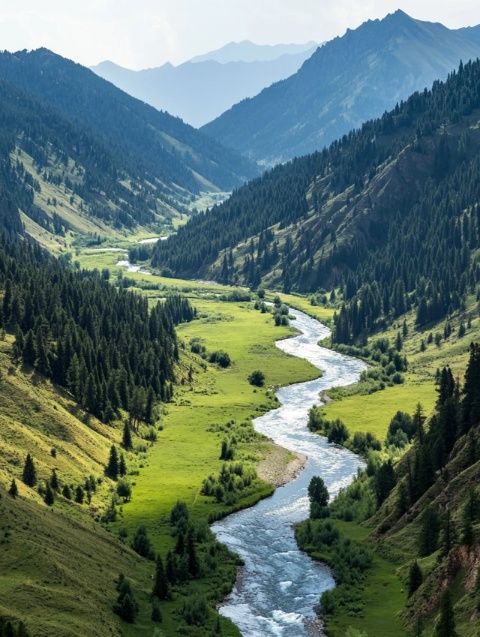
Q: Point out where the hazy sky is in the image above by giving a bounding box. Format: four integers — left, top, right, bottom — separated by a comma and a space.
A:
1, 0, 479, 69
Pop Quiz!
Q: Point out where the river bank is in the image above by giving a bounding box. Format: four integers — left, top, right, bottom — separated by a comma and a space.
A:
211, 308, 367, 636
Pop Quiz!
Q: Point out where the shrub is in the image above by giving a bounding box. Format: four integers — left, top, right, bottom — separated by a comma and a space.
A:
209, 350, 231, 368
248, 370, 265, 387
182, 595, 208, 626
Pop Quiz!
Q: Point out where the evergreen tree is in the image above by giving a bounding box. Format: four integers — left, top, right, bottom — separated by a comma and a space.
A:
408, 561, 423, 596
131, 525, 155, 560
119, 454, 127, 477
374, 460, 396, 507
151, 598, 162, 623
187, 528, 200, 577
122, 421, 132, 450
105, 445, 119, 480
114, 579, 138, 624
166, 550, 178, 584
435, 590, 457, 637
44, 481, 55, 506
22, 453, 37, 487
50, 469, 59, 491
8, 479, 18, 498
418, 506, 440, 556
75, 485, 84, 504
152, 555, 170, 600
441, 510, 457, 556
62, 484, 72, 500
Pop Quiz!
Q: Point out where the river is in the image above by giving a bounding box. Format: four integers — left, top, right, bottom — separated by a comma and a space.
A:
211, 308, 367, 636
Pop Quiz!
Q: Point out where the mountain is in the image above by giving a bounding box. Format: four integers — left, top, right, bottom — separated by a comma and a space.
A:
153, 58, 480, 339
189, 40, 318, 64
91, 45, 317, 128
202, 11, 480, 164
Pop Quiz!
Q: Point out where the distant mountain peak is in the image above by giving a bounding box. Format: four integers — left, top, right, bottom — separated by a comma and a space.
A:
202, 12, 480, 164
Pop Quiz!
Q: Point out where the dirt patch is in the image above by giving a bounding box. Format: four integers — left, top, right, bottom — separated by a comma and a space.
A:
257, 443, 306, 487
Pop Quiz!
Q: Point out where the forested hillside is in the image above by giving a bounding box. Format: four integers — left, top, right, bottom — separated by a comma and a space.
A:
154, 58, 480, 343
0, 233, 197, 634
202, 10, 480, 164
0, 48, 258, 248
297, 347, 480, 635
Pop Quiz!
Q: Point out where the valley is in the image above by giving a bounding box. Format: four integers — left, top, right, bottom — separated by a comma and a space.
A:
1, 5, 480, 637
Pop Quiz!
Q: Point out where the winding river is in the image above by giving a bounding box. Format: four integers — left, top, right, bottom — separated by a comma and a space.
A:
211, 308, 367, 637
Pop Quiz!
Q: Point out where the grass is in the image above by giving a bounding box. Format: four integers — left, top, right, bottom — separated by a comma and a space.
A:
322, 379, 436, 440
114, 297, 321, 633
0, 334, 162, 636
326, 522, 408, 637
320, 299, 480, 443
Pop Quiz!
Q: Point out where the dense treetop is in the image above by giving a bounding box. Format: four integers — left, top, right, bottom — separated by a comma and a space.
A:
154, 59, 480, 342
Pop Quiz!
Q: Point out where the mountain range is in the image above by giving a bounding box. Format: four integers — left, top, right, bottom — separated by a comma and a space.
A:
202, 10, 480, 164
0, 48, 258, 247
153, 57, 480, 337
92, 41, 317, 127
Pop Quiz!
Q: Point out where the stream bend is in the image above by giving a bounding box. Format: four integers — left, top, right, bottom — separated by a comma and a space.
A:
211, 308, 367, 636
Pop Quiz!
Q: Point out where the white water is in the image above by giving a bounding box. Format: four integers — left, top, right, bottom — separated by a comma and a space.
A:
212, 308, 367, 636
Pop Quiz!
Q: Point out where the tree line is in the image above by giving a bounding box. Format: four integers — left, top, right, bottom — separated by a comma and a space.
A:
0, 235, 194, 423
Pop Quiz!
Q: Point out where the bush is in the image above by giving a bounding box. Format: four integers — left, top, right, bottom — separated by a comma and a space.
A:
116, 479, 132, 501
248, 370, 265, 387
182, 595, 208, 626
209, 350, 231, 368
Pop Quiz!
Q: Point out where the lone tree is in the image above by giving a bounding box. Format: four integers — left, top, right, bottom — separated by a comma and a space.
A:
308, 476, 329, 519
105, 445, 119, 480
408, 561, 423, 596
152, 555, 170, 600
8, 479, 18, 498
22, 454, 37, 487
248, 370, 265, 387
50, 469, 60, 491
435, 589, 457, 637
122, 421, 133, 450
44, 481, 55, 506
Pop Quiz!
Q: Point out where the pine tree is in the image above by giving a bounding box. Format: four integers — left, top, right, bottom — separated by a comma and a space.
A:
22, 453, 37, 487
44, 481, 55, 506
50, 469, 59, 491
408, 561, 423, 596
152, 555, 170, 600
75, 485, 84, 504
105, 445, 119, 480
151, 598, 162, 623
122, 421, 132, 450
374, 460, 396, 507
8, 479, 18, 498
435, 590, 457, 637
187, 528, 200, 577
441, 510, 457, 556
418, 506, 440, 556
166, 550, 178, 584
119, 454, 127, 477
62, 484, 72, 500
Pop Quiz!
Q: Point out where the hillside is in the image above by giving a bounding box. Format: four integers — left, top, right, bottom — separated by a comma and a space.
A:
202, 11, 480, 164
92, 46, 316, 128
0, 235, 197, 635
296, 345, 480, 636
153, 58, 480, 342
0, 48, 258, 248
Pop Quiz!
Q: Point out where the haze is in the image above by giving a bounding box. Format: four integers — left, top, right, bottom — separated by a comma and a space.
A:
1, 0, 479, 69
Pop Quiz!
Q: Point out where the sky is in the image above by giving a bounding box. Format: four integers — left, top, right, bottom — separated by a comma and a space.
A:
0, 0, 479, 69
